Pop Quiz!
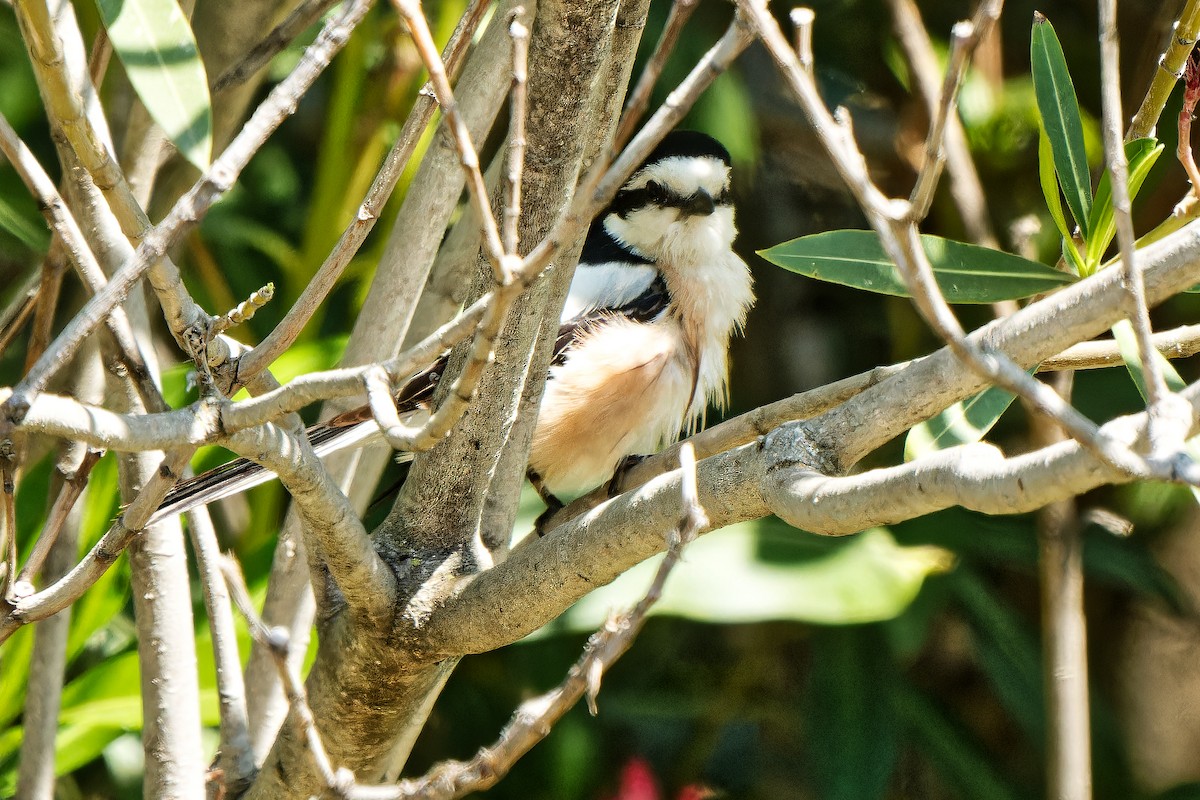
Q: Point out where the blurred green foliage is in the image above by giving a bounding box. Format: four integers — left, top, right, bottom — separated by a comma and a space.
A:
1, 0, 1200, 798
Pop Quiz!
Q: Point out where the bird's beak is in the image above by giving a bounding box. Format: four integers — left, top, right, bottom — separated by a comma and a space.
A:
681, 189, 715, 217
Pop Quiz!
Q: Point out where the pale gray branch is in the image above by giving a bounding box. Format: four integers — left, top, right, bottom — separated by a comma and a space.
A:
5, 0, 373, 417
187, 508, 256, 796
423, 214, 1200, 656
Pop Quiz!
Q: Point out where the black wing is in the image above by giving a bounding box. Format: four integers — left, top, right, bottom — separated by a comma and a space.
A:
551, 273, 670, 368
153, 275, 668, 522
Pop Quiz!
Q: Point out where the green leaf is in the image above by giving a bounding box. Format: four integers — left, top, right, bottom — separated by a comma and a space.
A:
96, 0, 212, 170
0, 191, 49, 252
759, 231, 1075, 303
1038, 124, 1072, 241
545, 521, 954, 630
1084, 138, 1164, 273
0, 724, 127, 796
1112, 319, 1187, 398
904, 384, 1018, 461
0, 626, 34, 728
1039, 125, 1088, 276
1031, 12, 1092, 236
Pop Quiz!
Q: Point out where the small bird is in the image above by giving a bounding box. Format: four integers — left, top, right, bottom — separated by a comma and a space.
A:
152, 131, 754, 525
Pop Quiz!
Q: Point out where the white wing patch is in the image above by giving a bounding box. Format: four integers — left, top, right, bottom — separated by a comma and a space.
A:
561, 262, 659, 322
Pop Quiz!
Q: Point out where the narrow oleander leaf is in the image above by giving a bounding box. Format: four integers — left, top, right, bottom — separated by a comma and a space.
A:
1038, 124, 1072, 242
904, 383, 1020, 462
1112, 319, 1187, 398
96, 0, 212, 170
0, 193, 50, 253
1085, 138, 1164, 272
759, 230, 1075, 302
1031, 12, 1092, 237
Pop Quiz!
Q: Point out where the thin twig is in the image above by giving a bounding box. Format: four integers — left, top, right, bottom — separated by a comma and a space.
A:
215, 0, 343, 91
12, 448, 101, 596
5, 0, 374, 421
790, 8, 814, 77
211, 283, 275, 337
1100, 0, 1191, 465
739, 0, 1193, 487
361, 291, 505, 452
220, 556, 351, 797
389, 445, 708, 800
0, 269, 39, 348
613, 0, 699, 150
0, 291, 37, 358
0, 455, 14, 597
503, 9, 530, 256
1044, 323, 1200, 368
234, 0, 490, 385
889, 0, 1001, 246
25, 250, 67, 375
907, 19, 978, 223
391, 0, 509, 280
187, 509, 256, 796
1129, 0, 1200, 140
1177, 49, 1200, 196
0, 109, 163, 409
0, 446, 196, 645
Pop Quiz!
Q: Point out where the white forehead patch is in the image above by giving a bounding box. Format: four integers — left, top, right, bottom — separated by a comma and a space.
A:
628, 155, 730, 198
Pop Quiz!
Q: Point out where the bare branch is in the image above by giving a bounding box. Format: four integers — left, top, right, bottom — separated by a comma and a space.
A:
214, 0, 342, 92
12, 448, 100, 595
890, 0, 1002, 246
1129, 0, 1200, 140
1, 457, 14, 598
425, 214, 1200, 656
1176, 50, 1200, 195
613, 0, 699, 150
220, 557, 351, 797
187, 509, 256, 796
0, 290, 36, 360
503, 9, 530, 256
0, 446, 195, 645
25, 252, 66, 375
222, 423, 397, 626
388, 446, 707, 800
0, 109, 163, 408
1100, 0, 1187, 465
235, 0, 491, 384
1044, 323, 1200, 368
5, 0, 373, 420
391, 0, 508, 278
740, 1, 1200, 486
12, 0, 206, 345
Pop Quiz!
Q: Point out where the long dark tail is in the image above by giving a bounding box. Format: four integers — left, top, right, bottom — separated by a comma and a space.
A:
147, 421, 382, 525
148, 356, 446, 525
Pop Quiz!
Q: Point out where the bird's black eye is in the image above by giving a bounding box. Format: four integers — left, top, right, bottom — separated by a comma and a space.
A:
644, 181, 668, 204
